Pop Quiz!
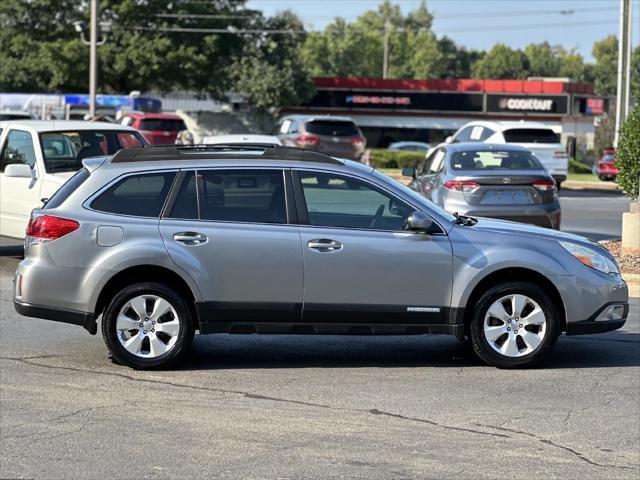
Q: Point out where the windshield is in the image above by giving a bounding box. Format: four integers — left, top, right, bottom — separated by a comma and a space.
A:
503, 128, 560, 144
305, 120, 359, 136
601, 154, 616, 162
371, 169, 456, 223
139, 119, 186, 131
451, 150, 543, 170
39, 130, 146, 173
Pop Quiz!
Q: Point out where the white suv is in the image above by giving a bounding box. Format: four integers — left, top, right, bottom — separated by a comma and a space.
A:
0, 120, 147, 239
446, 121, 568, 188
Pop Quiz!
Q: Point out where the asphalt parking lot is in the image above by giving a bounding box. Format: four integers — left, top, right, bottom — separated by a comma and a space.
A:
1, 189, 638, 479
1, 251, 639, 478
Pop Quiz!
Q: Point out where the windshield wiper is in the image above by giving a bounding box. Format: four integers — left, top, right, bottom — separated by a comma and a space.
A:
453, 212, 478, 226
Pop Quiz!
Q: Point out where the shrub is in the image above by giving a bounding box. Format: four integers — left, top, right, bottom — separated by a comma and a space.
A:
569, 158, 593, 174
616, 104, 640, 199
367, 149, 425, 169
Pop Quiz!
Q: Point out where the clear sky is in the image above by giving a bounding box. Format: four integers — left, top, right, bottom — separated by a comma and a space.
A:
246, 0, 639, 62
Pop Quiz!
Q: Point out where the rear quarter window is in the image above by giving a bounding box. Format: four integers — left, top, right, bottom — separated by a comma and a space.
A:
43, 168, 90, 209
91, 172, 176, 217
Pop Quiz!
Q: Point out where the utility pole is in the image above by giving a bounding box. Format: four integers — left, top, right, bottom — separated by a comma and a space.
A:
614, 0, 633, 147
89, 0, 99, 119
383, 20, 390, 79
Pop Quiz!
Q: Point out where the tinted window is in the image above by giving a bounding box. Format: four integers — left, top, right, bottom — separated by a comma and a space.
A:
168, 171, 198, 219
503, 128, 560, 144
43, 168, 90, 209
454, 126, 474, 142
299, 172, 412, 231
305, 120, 358, 136
0, 129, 36, 171
40, 131, 145, 173
450, 150, 543, 170
479, 128, 495, 141
199, 169, 286, 224
91, 172, 176, 217
139, 119, 186, 131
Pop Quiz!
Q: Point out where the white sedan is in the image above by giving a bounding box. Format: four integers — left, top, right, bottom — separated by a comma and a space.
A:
0, 120, 147, 239
201, 134, 282, 145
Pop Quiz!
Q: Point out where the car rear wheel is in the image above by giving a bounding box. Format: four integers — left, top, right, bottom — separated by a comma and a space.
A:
102, 282, 194, 369
470, 282, 561, 368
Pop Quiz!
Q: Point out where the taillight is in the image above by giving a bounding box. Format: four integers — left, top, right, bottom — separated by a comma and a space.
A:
444, 180, 480, 192
296, 135, 320, 146
553, 151, 568, 158
533, 179, 557, 191
26, 214, 79, 242
351, 137, 366, 146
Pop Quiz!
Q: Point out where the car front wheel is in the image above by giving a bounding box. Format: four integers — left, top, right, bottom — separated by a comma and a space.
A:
102, 282, 194, 369
470, 282, 561, 368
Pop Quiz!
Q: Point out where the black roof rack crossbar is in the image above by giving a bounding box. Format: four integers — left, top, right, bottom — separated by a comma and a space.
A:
110, 144, 343, 165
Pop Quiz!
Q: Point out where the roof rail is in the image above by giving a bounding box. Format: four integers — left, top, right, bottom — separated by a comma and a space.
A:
110, 144, 343, 165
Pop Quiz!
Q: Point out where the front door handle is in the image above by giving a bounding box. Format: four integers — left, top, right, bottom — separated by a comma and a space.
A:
308, 239, 343, 252
173, 231, 208, 245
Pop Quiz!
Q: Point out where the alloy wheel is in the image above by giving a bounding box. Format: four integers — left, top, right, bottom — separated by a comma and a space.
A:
483, 294, 547, 358
116, 294, 181, 358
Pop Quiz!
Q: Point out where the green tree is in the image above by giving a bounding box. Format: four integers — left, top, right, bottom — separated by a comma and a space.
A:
471, 44, 529, 79
591, 35, 618, 96
300, 0, 443, 79
438, 36, 483, 78
632, 45, 640, 101
0, 0, 313, 109
524, 42, 561, 77
558, 49, 587, 81
616, 104, 640, 199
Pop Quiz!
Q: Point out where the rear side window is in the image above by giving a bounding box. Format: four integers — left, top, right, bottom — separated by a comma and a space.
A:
91, 172, 176, 217
503, 128, 559, 144
198, 169, 286, 224
43, 168, 90, 209
305, 120, 358, 137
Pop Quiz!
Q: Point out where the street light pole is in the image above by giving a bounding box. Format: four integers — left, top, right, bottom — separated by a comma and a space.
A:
89, 0, 99, 118
614, 0, 632, 147
382, 20, 390, 79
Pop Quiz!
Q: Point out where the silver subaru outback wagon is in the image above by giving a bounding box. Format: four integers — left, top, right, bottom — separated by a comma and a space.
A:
13, 145, 629, 369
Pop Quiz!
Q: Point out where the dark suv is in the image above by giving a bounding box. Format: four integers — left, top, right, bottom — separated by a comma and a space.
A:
274, 115, 366, 161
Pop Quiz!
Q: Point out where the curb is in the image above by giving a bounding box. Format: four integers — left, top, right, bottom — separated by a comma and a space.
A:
622, 273, 640, 298
562, 180, 620, 192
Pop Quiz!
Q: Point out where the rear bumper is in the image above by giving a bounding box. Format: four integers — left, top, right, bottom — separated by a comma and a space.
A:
14, 300, 97, 334
565, 302, 628, 335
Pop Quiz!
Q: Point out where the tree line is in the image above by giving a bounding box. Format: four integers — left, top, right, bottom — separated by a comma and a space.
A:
1, 0, 638, 110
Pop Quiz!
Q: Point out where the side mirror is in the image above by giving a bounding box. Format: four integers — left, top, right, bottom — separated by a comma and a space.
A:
407, 211, 434, 233
445, 136, 454, 144
401, 166, 416, 178
4, 163, 33, 178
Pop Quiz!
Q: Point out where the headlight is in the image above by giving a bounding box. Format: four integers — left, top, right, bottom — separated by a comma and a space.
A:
560, 241, 619, 274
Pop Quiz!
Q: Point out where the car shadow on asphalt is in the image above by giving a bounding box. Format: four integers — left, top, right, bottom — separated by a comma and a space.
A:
173, 330, 640, 371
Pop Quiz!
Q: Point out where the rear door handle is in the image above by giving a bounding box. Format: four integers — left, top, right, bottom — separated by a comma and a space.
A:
173, 231, 208, 245
307, 239, 342, 252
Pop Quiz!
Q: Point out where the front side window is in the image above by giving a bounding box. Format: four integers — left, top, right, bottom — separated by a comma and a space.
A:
0, 129, 36, 172
40, 130, 146, 173
91, 172, 176, 217
198, 169, 287, 224
454, 126, 474, 142
299, 172, 413, 231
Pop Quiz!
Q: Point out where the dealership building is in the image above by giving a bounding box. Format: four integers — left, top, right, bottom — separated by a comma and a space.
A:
283, 77, 608, 151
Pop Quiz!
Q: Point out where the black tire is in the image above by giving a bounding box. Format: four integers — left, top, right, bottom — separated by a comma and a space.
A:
101, 282, 194, 369
470, 282, 561, 368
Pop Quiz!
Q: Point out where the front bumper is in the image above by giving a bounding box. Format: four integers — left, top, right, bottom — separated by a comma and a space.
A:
14, 300, 98, 334
565, 302, 628, 335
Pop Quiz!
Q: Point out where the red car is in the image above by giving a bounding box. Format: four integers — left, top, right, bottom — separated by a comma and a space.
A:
597, 149, 618, 181
119, 112, 186, 145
